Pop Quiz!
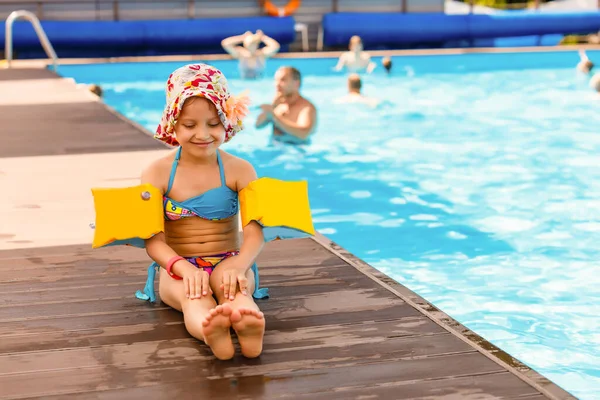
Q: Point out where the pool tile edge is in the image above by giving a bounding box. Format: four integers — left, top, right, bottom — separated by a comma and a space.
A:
310, 232, 578, 400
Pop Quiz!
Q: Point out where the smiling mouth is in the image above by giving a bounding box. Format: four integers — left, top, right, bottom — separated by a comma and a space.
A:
191, 141, 213, 145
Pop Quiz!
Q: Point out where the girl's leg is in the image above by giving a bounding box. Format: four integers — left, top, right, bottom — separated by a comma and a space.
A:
209, 267, 265, 358
159, 268, 235, 360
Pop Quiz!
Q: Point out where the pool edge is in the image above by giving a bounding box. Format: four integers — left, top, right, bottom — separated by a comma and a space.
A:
6, 44, 600, 67
310, 232, 578, 400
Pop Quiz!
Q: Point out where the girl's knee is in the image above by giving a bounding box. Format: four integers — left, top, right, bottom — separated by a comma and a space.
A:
208, 267, 224, 288
159, 285, 183, 312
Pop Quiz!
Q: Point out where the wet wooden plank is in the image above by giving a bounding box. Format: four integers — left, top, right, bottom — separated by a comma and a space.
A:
0, 273, 150, 293
1, 333, 471, 376
0, 260, 343, 291
0, 251, 378, 303
0, 68, 58, 81
0, 253, 337, 274
41, 371, 541, 400
0, 271, 379, 306
0, 316, 443, 354
0, 308, 179, 336
0, 242, 146, 260
0, 239, 332, 276
0, 352, 503, 400
0, 101, 163, 157
0, 278, 407, 322
0, 256, 345, 284
0, 247, 341, 294
0, 301, 416, 339
0, 281, 148, 305
284, 372, 542, 399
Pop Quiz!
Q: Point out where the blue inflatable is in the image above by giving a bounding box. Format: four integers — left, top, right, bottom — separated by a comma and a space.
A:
323, 13, 471, 47
322, 11, 600, 49
471, 11, 600, 38
0, 17, 296, 58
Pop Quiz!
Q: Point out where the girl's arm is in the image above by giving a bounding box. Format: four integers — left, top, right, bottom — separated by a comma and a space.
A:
145, 233, 191, 278
141, 162, 208, 298
235, 160, 265, 270
218, 158, 265, 300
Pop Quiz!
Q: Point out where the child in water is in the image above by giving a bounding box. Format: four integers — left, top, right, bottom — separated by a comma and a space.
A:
143, 63, 266, 360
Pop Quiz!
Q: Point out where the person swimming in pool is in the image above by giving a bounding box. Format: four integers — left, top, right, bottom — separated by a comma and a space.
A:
335, 73, 380, 108
577, 49, 595, 75
256, 66, 318, 145
221, 30, 280, 79
576, 50, 600, 94
590, 73, 600, 94
382, 56, 392, 75
334, 35, 376, 74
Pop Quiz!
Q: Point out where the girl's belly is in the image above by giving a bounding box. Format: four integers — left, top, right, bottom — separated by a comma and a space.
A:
165, 216, 240, 257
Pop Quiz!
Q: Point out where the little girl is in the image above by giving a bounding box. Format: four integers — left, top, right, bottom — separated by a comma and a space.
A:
142, 63, 266, 360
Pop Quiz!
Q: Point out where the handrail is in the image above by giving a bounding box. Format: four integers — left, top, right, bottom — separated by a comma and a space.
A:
4, 10, 58, 70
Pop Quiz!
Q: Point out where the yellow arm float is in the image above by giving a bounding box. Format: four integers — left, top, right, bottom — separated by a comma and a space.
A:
91, 184, 164, 249
239, 177, 315, 241
91, 178, 314, 249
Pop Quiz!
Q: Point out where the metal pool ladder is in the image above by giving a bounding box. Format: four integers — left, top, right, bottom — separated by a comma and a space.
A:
4, 10, 58, 70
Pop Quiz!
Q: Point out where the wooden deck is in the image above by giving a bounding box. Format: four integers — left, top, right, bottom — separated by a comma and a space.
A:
0, 66, 577, 399
0, 68, 164, 158
0, 237, 573, 399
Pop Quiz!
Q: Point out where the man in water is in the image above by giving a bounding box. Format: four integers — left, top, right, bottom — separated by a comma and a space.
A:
221, 30, 280, 79
334, 35, 376, 74
256, 66, 317, 144
335, 74, 380, 108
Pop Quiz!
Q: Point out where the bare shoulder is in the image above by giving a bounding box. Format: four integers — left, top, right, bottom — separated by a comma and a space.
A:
140, 150, 176, 192
300, 96, 317, 112
220, 150, 256, 174
219, 150, 258, 190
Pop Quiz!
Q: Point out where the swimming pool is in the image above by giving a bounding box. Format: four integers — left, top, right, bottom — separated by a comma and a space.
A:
60, 50, 600, 400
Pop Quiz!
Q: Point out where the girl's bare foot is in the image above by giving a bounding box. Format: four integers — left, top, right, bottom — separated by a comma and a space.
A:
230, 307, 265, 358
201, 303, 235, 360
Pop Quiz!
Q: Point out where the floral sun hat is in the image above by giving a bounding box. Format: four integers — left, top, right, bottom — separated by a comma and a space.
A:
155, 63, 250, 146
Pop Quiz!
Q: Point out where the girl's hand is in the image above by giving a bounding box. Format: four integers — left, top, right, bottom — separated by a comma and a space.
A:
179, 262, 212, 300
218, 257, 249, 301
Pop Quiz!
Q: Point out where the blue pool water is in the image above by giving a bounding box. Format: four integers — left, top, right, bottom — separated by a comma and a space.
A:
60, 50, 600, 399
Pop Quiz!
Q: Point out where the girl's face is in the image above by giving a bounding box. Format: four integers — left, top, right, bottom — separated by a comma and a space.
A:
174, 97, 226, 157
